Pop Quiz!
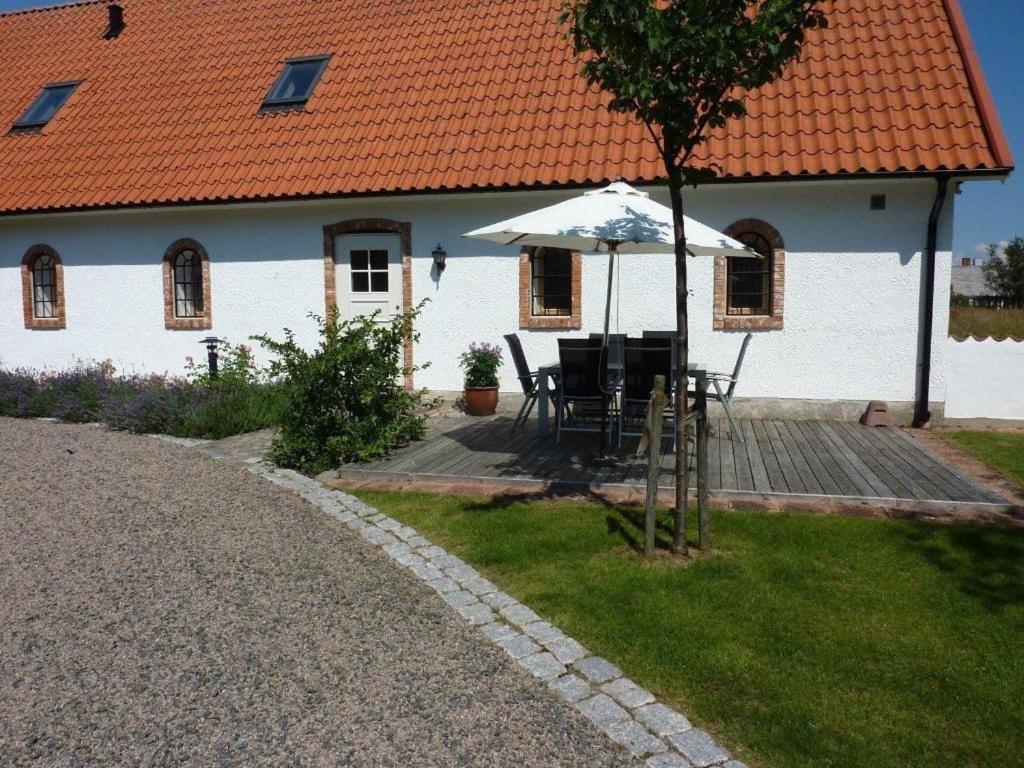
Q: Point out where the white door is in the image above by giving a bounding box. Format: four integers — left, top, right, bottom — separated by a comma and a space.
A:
335, 233, 403, 324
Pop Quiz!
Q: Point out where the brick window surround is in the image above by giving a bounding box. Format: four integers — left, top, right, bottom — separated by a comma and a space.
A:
162, 238, 213, 330
519, 246, 582, 330
21, 244, 66, 330
323, 218, 414, 389
714, 218, 785, 331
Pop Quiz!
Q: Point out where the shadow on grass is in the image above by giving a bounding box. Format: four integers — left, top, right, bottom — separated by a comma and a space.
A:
901, 523, 1024, 611
461, 488, 680, 554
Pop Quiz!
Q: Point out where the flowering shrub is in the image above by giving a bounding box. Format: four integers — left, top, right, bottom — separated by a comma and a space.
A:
0, 352, 286, 440
252, 304, 429, 472
459, 342, 503, 388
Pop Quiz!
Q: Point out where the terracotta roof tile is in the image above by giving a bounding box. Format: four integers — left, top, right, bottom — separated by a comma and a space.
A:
0, 0, 1012, 215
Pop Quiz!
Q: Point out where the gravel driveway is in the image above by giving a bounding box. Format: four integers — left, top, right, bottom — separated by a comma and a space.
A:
0, 418, 631, 767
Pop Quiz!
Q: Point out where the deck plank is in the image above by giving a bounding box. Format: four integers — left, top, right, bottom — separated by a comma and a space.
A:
741, 421, 772, 492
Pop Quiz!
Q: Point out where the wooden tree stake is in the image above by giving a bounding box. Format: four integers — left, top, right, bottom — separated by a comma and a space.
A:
637, 374, 667, 556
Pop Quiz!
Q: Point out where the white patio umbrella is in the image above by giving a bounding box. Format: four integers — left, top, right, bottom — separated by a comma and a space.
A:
463, 181, 755, 457
463, 182, 753, 343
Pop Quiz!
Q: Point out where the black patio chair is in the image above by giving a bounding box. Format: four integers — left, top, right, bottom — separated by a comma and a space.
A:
556, 338, 612, 443
503, 333, 542, 432
618, 339, 674, 448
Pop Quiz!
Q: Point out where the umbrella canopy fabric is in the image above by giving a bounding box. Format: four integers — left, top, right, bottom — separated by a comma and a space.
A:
462, 182, 752, 257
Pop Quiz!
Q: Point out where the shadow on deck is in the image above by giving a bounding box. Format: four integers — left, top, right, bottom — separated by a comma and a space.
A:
329, 413, 1020, 523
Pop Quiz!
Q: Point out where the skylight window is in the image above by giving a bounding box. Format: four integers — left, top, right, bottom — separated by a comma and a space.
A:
13, 82, 79, 130
263, 56, 330, 108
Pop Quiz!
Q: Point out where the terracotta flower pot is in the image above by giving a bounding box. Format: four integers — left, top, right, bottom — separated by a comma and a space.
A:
464, 386, 499, 416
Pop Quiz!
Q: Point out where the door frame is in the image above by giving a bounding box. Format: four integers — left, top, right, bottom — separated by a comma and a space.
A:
323, 218, 414, 389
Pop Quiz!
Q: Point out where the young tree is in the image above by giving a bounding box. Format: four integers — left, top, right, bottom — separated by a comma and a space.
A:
561, 0, 826, 554
982, 237, 1024, 306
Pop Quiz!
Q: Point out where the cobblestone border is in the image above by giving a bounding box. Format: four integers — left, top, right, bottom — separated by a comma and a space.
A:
241, 457, 744, 768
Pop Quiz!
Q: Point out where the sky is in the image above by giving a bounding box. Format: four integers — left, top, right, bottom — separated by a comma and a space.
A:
0, 0, 1019, 262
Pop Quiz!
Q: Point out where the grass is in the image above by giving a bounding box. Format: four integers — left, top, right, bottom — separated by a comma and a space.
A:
949, 306, 1024, 340
357, 489, 1024, 768
939, 430, 1024, 486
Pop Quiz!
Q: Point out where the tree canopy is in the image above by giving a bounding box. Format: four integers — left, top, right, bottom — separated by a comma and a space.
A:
983, 236, 1024, 306
560, 0, 827, 180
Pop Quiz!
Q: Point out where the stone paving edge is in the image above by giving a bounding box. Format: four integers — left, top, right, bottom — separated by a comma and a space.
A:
231, 456, 743, 768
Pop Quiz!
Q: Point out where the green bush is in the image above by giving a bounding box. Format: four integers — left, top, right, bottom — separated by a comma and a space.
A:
253, 305, 429, 473
177, 383, 289, 440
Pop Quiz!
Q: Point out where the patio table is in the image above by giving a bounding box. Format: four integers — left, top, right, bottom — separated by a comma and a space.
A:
534, 361, 707, 439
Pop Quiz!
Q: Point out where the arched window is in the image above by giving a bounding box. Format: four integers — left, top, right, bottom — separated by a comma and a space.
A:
21, 244, 66, 329
162, 239, 212, 330
714, 219, 786, 331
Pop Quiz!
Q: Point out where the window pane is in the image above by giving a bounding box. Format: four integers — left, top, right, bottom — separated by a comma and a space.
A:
531, 248, 572, 316
265, 57, 328, 105
350, 249, 369, 271
15, 83, 78, 128
369, 249, 388, 270
726, 232, 772, 316
31, 255, 57, 318
352, 272, 369, 292
172, 249, 203, 317
370, 272, 388, 292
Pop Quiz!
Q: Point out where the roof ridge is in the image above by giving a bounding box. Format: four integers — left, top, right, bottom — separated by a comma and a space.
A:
0, 0, 106, 20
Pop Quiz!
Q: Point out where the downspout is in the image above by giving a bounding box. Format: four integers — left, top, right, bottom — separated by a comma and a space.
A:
912, 175, 951, 428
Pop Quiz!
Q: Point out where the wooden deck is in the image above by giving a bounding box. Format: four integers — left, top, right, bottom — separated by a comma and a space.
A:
335, 413, 1012, 514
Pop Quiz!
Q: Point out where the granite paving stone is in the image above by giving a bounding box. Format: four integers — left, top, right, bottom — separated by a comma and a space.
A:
604, 720, 668, 758
550, 674, 593, 704
574, 656, 623, 685
602, 678, 656, 709
519, 652, 568, 681
668, 729, 731, 767
575, 694, 630, 729
496, 633, 543, 660
634, 704, 692, 737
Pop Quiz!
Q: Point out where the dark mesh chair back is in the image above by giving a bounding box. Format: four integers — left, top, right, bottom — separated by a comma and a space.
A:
623, 340, 672, 401
558, 339, 604, 399
642, 330, 677, 372
503, 333, 534, 395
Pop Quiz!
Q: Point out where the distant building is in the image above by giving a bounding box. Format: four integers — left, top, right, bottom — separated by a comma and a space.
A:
951, 258, 1004, 306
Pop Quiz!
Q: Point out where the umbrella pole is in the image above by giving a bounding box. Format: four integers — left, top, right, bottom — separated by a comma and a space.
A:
599, 247, 616, 456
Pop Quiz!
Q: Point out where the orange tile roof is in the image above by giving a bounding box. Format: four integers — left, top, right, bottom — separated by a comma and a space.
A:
0, 0, 1013, 215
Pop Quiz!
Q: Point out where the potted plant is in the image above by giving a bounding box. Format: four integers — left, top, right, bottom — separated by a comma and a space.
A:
459, 342, 502, 416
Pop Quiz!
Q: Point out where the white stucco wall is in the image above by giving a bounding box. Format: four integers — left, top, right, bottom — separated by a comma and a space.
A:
0, 178, 951, 407
945, 337, 1024, 420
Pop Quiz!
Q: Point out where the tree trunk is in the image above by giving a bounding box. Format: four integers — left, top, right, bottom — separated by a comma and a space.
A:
667, 165, 690, 556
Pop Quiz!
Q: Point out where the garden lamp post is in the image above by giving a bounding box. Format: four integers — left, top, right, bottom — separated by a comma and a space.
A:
200, 336, 222, 379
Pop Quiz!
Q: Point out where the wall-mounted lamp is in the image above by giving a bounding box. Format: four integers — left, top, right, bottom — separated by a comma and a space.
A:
431, 242, 447, 273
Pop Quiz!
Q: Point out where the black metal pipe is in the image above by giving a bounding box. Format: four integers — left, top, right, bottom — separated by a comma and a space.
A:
913, 176, 952, 427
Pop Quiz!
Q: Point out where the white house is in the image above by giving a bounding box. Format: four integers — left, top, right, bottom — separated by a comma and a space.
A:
0, 0, 1014, 424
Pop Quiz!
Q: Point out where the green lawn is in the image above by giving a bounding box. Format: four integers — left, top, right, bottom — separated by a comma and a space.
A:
949, 306, 1024, 340
357, 490, 1024, 768
939, 430, 1024, 486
